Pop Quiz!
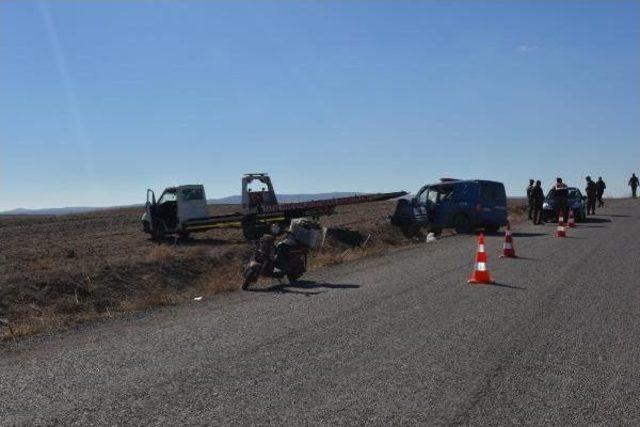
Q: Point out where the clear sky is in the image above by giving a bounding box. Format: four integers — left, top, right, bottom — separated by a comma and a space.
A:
1, 1, 639, 211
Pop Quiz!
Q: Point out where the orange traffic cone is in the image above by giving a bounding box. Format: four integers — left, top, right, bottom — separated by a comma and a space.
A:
499, 222, 517, 258
568, 210, 576, 228
468, 233, 494, 284
556, 210, 567, 238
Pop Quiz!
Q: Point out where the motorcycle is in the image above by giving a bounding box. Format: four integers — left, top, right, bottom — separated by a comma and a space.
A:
242, 219, 322, 290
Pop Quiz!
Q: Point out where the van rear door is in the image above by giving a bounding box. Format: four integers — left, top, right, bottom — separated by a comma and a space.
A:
479, 181, 508, 226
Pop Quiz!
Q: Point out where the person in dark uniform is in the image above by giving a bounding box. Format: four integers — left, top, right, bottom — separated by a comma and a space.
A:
596, 177, 606, 207
553, 178, 569, 221
531, 180, 545, 225
526, 179, 535, 220
630, 174, 639, 198
585, 176, 597, 215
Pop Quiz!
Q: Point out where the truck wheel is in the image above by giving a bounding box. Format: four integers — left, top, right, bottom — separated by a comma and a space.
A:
151, 222, 165, 242
453, 214, 472, 234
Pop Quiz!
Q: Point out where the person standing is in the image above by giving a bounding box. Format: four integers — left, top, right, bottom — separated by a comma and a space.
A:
585, 176, 597, 215
526, 179, 535, 220
630, 174, 639, 198
596, 177, 606, 207
553, 178, 569, 221
531, 180, 545, 225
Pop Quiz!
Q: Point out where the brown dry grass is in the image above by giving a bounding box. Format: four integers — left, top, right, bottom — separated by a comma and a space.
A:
0, 199, 528, 340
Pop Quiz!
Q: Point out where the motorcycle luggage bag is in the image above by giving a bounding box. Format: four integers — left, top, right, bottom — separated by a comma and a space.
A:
289, 219, 323, 248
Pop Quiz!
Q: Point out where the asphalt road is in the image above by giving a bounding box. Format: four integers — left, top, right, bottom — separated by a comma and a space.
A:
2, 199, 640, 425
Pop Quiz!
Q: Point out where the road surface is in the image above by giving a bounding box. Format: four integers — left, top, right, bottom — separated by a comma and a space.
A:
2, 199, 639, 425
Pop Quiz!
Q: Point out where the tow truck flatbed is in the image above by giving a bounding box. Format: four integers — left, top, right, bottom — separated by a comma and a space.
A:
142, 174, 407, 240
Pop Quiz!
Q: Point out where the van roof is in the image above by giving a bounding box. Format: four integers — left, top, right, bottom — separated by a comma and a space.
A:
430, 179, 504, 186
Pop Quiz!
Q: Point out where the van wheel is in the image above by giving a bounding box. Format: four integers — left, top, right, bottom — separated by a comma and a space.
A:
453, 214, 472, 234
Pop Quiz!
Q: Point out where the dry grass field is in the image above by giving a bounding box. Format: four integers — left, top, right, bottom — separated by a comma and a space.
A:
0, 199, 528, 340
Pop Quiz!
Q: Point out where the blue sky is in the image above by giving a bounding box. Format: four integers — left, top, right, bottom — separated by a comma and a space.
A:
1, 1, 639, 210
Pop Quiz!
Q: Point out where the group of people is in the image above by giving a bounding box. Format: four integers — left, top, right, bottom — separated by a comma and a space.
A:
526, 176, 607, 225
584, 176, 607, 215
526, 179, 546, 225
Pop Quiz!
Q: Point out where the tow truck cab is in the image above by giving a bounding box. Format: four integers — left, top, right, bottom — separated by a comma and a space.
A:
142, 185, 209, 238
391, 179, 508, 233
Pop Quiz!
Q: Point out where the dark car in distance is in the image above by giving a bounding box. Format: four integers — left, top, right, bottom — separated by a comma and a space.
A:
390, 179, 508, 234
542, 187, 587, 222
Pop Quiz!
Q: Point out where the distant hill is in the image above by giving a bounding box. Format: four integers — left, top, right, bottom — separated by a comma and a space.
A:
0, 207, 110, 216
0, 192, 363, 216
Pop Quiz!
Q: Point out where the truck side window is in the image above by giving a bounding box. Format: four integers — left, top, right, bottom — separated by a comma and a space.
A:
181, 188, 204, 201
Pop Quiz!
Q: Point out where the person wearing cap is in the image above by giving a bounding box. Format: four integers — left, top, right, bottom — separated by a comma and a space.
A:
553, 178, 569, 221
585, 176, 597, 215
596, 177, 606, 207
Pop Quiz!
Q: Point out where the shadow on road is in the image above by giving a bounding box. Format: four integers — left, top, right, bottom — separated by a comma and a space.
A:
486, 282, 526, 290
470, 282, 525, 290
584, 217, 611, 223
247, 280, 360, 296
603, 214, 631, 218
498, 256, 537, 261
512, 232, 548, 238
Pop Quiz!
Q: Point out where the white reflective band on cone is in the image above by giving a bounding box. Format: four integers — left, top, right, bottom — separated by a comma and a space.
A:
505, 243, 513, 249
479, 244, 485, 252
476, 262, 487, 271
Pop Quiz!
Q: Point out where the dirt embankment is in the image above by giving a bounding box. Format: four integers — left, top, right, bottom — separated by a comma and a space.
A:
0, 199, 528, 340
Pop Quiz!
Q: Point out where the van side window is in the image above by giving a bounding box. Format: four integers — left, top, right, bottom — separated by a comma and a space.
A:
427, 188, 438, 204
439, 185, 455, 201
452, 183, 470, 201
416, 188, 428, 206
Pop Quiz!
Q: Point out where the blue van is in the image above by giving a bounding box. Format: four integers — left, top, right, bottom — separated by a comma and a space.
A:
390, 179, 508, 234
